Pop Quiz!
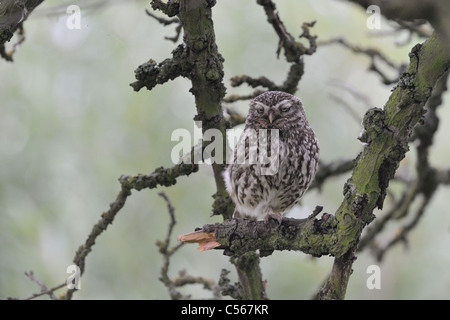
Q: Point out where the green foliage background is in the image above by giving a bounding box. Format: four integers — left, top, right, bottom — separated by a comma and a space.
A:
0, 0, 449, 299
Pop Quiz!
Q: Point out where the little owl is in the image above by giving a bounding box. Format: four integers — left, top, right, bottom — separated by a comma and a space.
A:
224, 91, 319, 223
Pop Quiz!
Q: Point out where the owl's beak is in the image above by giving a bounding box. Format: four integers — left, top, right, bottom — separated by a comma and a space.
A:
268, 111, 274, 124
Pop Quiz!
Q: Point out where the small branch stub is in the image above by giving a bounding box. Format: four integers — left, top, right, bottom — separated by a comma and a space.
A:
177, 231, 220, 251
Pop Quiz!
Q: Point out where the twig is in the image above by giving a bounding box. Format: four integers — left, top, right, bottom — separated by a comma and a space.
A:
23, 271, 59, 300
145, 9, 182, 43
157, 192, 220, 299
6, 272, 65, 300
373, 195, 431, 261
119, 163, 199, 191
224, 1, 318, 102
393, 19, 432, 46
327, 93, 363, 125
229, 75, 278, 92
223, 90, 265, 104
328, 80, 374, 109
157, 191, 187, 299
145, 9, 179, 25
218, 269, 242, 300
358, 180, 419, 251
319, 37, 405, 84
309, 159, 355, 191
224, 107, 246, 127
345, 0, 450, 44
365, 19, 431, 46
60, 163, 198, 300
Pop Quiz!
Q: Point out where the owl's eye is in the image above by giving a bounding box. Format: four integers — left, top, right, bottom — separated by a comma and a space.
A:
280, 105, 291, 112
279, 101, 292, 112
255, 106, 264, 114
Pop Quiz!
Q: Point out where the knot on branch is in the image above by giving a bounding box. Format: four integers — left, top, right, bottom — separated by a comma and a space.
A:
130, 44, 192, 92
193, 110, 225, 131
0, 27, 14, 43
358, 107, 388, 145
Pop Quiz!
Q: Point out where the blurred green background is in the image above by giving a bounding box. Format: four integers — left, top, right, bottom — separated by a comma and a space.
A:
0, 0, 449, 299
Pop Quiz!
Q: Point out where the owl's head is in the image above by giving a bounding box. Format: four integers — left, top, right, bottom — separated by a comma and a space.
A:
246, 91, 308, 130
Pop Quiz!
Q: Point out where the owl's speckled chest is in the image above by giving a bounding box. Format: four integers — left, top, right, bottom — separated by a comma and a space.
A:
224, 125, 319, 219
223, 91, 320, 220
262, 128, 318, 209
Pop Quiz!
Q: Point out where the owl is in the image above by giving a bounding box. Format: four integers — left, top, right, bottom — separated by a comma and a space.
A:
224, 91, 319, 223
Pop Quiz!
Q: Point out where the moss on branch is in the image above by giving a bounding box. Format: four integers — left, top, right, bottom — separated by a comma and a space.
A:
333, 33, 450, 256
198, 208, 338, 258
119, 163, 199, 191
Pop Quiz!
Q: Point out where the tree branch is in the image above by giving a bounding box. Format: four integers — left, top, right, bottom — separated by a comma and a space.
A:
310, 159, 355, 191
316, 32, 450, 299
359, 70, 449, 258
346, 0, 450, 44
224, 1, 317, 102
130, 44, 194, 92
119, 163, 199, 191
145, 9, 182, 43
0, 0, 45, 61
60, 162, 198, 300
179, 206, 338, 257
319, 37, 406, 84
157, 192, 221, 299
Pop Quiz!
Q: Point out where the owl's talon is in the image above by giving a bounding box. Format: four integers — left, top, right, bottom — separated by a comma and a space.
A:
264, 212, 283, 226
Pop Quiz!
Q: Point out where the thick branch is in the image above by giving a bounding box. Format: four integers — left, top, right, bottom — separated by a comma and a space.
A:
359, 70, 448, 257
179, 206, 337, 257
317, 32, 450, 299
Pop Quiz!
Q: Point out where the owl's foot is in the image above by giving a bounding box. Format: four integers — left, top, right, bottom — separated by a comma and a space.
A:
264, 212, 283, 226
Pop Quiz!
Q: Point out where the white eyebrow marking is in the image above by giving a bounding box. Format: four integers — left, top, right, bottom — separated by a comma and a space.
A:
254, 101, 268, 109
275, 99, 292, 109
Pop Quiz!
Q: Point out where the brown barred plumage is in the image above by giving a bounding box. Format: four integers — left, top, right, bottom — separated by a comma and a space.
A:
224, 91, 319, 222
